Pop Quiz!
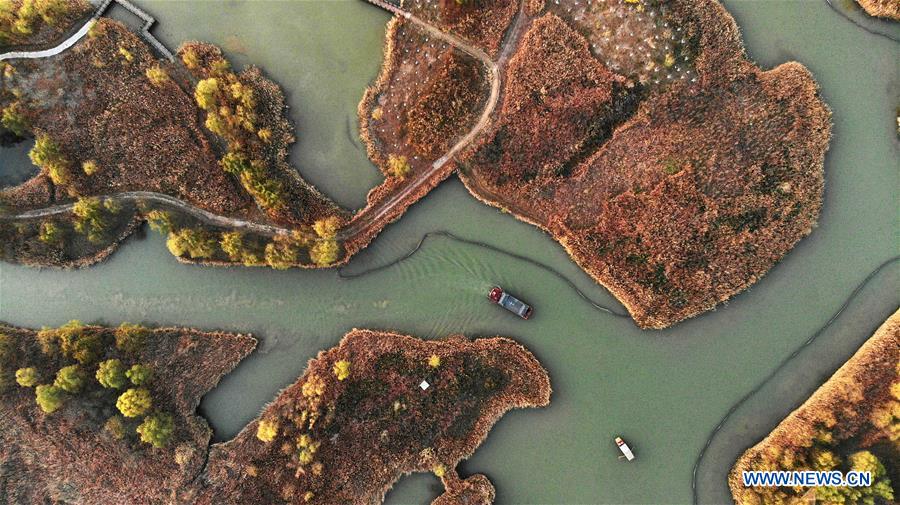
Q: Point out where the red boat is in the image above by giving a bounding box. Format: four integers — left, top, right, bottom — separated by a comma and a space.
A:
488, 287, 533, 319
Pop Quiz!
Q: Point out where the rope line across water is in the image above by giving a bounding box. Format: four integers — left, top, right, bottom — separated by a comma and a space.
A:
690, 256, 900, 505
337, 230, 631, 318
823, 0, 900, 43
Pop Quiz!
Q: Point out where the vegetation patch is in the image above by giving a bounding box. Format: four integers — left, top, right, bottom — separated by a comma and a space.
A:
178, 42, 345, 228
396, 0, 520, 56
454, 0, 831, 328
0, 0, 92, 49
0, 321, 255, 504
729, 310, 900, 505
0, 19, 246, 215
405, 51, 486, 160
855, 0, 900, 20
1, 20, 350, 270
198, 329, 551, 505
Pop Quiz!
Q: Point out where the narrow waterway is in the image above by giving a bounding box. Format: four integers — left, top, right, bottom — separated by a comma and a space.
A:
0, 1, 897, 504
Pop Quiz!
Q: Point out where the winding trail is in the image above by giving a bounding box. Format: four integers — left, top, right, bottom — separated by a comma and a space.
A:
0, 19, 96, 62
690, 256, 900, 504
0, 0, 529, 253
336, 0, 524, 241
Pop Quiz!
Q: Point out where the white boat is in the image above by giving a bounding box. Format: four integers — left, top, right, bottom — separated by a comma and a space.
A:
615, 436, 635, 461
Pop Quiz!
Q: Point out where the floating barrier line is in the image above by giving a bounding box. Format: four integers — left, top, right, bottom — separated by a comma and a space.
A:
337, 229, 631, 318
690, 256, 900, 504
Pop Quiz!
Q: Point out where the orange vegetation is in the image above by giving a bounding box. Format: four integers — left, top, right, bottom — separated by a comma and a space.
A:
856, 0, 900, 20
2, 324, 548, 504
455, 0, 831, 328
401, 0, 520, 56
729, 310, 899, 504
199, 329, 550, 504
363, 0, 830, 328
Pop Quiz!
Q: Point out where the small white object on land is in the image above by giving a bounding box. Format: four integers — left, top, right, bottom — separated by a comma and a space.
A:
419, 380, 430, 390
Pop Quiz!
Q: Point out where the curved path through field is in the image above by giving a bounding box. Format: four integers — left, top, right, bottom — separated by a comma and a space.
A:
0, 19, 96, 62
0, 0, 529, 249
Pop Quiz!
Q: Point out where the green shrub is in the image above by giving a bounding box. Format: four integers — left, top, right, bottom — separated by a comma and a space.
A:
103, 198, 121, 214
15, 367, 38, 387
313, 217, 341, 239
96, 359, 127, 389
81, 160, 98, 175
137, 411, 175, 448
126, 364, 152, 386
29, 134, 70, 186
310, 239, 339, 267
264, 237, 298, 270
53, 321, 101, 364
38, 221, 62, 244
811, 448, 840, 470
219, 151, 283, 210
387, 154, 411, 178
36, 327, 59, 355
145, 210, 174, 235
105, 415, 126, 440
118, 46, 133, 62
54, 364, 87, 393
0, 0, 74, 45
73, 197, 109, 244
211, 58, 231, 76
146, 65, 168, 86
38, 320, 100, 362
220, 231, 246, 262
219, 150, 251, 175
1, 101, 28, 137
166, 228, 217, 259
35, 0, 72, 26
69, 332, 101, 365
332, 360, 350, 381
35, 384, 65, 413
256, 418, 278, 442
116, 388, 152, 417
238, 161, 283, 210
115, 322, 149, 354
194, 78, 219, 111
181, 48, 199, 69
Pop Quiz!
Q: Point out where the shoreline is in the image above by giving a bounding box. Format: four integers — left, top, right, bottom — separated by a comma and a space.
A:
452, 0, 831, 329
728, 309, 899, 504
200, 328, 551, 504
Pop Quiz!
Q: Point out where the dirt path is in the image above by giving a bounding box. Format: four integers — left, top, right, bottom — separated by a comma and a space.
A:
0, 0, 529, 251
335, 0, 523, 240
3, 191, 285, 234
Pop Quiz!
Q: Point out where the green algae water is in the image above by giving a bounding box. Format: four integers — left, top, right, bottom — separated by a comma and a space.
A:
1, 1, 898, 503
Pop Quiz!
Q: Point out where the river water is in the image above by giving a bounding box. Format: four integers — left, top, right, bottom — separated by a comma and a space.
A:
1, 1, 897, 504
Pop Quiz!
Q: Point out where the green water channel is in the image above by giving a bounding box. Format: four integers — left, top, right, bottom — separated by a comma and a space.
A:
1, 1, 898, 503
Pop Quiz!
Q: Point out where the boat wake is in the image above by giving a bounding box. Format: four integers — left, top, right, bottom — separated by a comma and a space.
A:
337, 230, 631, 318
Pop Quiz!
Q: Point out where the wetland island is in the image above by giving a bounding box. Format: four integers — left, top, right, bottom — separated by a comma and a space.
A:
2, 0, 831, 328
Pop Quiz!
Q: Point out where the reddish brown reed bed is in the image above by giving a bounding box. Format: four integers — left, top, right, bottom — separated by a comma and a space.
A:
199, 329, 550, 505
